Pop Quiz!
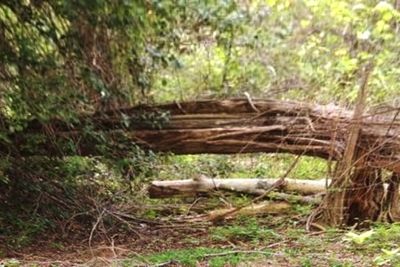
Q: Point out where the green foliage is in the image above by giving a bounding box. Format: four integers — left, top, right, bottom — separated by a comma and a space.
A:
158, 154, 327, 180
133, 247, 265, 267
125, 110, 170, 129
344, 224, 400, 266
344, 229, 375, 245
153, 0, 400, 105
0, 155, 141, 247
300, 257, 313, 267
112, 145, 160, 184
0, 0, 211, 129
374, 248, 400, 266
0, 213, 50, 248
0, 258, 21, 267
369, 223, 400, 250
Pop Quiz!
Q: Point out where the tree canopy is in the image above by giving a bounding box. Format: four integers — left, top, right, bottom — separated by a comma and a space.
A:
1, 0, 400, 134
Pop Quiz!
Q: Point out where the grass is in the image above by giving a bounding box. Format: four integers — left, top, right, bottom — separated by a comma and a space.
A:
210, 217, 281, 244
116, 213, 381, 267
4, 204, 396, 266
124, 247, 267, 267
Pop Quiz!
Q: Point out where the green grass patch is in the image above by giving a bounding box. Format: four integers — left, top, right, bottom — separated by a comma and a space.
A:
157, 154, 328, 181
124, 247, 269, 267
210, 217, 281, 244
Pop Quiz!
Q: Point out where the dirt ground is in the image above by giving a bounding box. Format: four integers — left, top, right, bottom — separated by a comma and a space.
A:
1, 214, 379, 267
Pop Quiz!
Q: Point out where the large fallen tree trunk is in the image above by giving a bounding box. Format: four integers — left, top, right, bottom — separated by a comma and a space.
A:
5, 99, 400, 171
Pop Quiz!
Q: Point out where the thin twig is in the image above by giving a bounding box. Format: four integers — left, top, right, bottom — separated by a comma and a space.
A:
244, 92, 260, 113
89, 209, 105, 257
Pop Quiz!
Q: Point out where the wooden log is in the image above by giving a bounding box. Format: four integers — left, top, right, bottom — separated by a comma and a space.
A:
205, 201, 292, 221
183, 201, 293, 222
148, 176, 328, 198
2, 98, 400, 173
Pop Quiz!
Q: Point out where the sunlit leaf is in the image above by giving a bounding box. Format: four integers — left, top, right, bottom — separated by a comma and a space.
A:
344, 230, 375, 245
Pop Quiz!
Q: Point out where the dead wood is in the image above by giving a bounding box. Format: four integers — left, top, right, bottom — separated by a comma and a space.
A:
148, 177, 328, 198
319, 63, 371, 226
6, 98, 400, 174
3, 98, 399, 175
187, 201, 292, 222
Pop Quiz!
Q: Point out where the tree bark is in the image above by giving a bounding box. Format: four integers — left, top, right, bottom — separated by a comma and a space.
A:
313, 63, 396, 226
4, 98, 400, 174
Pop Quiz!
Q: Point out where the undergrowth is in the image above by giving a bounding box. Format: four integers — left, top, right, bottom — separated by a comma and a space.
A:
0, 150, 159, 249
0, 152, 328, 259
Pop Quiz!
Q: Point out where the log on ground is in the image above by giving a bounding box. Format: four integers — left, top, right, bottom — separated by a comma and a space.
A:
148, 176, 328, 198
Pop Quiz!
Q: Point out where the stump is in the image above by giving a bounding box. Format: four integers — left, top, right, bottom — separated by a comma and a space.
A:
311, 62, 400, 227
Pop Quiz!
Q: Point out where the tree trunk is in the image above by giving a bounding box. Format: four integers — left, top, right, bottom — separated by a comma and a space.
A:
385, 173, 400, 221
148, 176, 327, 198
314, 62, 386, 226
346, 166, 385, 225
4, 98, 400, 173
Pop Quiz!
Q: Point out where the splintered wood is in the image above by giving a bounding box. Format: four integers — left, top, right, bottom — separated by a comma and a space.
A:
129, 99, 400, 174
8, 98, 399, 173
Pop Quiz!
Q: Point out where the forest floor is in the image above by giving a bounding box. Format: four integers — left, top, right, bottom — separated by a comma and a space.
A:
2, 155, 399, 266
2, 208, 395, 267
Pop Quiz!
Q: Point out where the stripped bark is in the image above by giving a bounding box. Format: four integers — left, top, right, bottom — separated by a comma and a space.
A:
148, 176, 327, 198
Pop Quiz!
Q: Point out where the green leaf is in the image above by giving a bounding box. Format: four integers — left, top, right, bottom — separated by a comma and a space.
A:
344, 230, 375, 245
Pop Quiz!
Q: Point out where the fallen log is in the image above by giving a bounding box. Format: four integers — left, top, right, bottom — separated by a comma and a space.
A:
4, 98, 400, 173
199, 201, 292, 222
268, 192, 322, 205
129, 99, 400, 173
148, 176, 328, 198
